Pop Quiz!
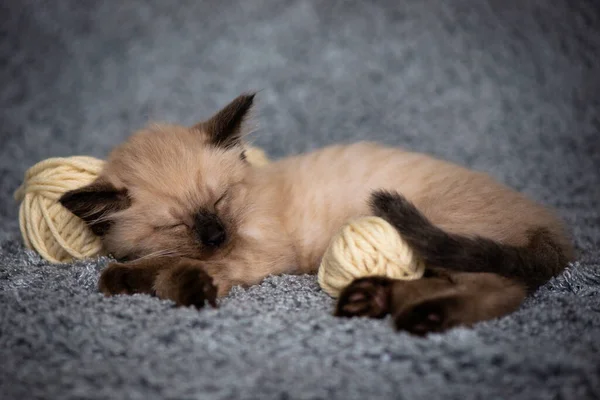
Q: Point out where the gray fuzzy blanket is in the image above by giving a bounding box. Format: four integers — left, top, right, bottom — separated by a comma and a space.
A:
1, 1, 599, 399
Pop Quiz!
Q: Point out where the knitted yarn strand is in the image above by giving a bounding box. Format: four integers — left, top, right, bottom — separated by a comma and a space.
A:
318, 216, 425, 297
14, 156, 106, 263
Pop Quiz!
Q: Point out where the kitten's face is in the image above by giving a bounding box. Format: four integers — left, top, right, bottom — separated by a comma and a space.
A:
60, 94, 256, 261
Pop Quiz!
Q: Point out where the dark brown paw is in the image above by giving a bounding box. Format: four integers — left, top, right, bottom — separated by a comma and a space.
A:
393, 296, 459, 336
99, 263, 156, 296
170, 265, 218, 309
335, 277, 393, 318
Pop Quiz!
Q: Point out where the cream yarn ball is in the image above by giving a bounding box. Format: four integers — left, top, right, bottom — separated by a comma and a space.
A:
318, 216, 426, 298
14, 146, 270, 264
14, 156, 106, 263
244, 145, 270, 167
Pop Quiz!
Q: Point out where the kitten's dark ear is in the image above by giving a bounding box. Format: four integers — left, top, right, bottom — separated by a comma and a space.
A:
195, 93, 255, 149
59, 178, 131, 236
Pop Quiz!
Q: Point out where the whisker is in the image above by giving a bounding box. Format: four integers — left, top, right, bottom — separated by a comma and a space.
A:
133, 247, 182, 262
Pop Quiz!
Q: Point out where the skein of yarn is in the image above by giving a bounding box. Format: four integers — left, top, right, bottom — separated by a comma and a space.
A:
244, 146, 270, 167
14, 146, 271, 264
318, 216, 426, 298
14, 156, 106, 263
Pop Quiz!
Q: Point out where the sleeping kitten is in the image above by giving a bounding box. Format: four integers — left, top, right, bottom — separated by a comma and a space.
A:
60, 93, 574, 335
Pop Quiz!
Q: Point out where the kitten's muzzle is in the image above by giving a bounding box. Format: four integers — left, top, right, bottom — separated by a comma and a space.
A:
194, 211, 227, 248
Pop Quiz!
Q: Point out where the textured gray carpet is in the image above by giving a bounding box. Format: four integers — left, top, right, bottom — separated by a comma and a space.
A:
1, 1, 600, 399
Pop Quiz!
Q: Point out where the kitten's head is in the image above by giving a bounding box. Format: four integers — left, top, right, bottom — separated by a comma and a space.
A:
60, 93, 256, 261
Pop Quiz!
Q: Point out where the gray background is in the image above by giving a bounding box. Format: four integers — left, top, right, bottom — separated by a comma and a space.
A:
1, 1, 599, 399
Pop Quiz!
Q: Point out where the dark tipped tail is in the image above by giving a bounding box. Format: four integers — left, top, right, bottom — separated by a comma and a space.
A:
369, 190, 569, 292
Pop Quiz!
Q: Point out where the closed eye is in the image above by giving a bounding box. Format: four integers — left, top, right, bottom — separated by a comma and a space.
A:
155, 223, 186, 231
214, 191, 228, 208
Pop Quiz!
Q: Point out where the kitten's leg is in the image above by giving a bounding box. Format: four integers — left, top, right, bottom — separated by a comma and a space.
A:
99, 257, 218, 308
99, 258, 169, 296
391, 271, 526, 335
335, 268, 451, 319
336, 270, 526, 335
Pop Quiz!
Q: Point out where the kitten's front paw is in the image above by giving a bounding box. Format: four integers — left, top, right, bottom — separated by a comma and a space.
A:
157, 263, 218, 309
335, 277, 393, 318
99, 263, 156, 296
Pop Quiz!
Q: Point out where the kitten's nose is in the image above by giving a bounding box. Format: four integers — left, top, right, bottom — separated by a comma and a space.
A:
195, 212, 227, 248
203, 225, 226, 247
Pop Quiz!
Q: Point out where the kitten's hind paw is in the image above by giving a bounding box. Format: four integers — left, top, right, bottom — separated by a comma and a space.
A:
393, 295, 459, 336
335, 277, 393, 319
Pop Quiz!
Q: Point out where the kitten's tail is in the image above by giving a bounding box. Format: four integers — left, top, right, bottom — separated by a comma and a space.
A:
369, 191, 571, 292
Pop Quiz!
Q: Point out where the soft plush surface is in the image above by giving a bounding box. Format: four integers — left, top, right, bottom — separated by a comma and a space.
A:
1, 1, 599, 399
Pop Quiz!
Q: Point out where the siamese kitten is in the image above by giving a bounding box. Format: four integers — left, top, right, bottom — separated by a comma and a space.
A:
60, 94, 574, 335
